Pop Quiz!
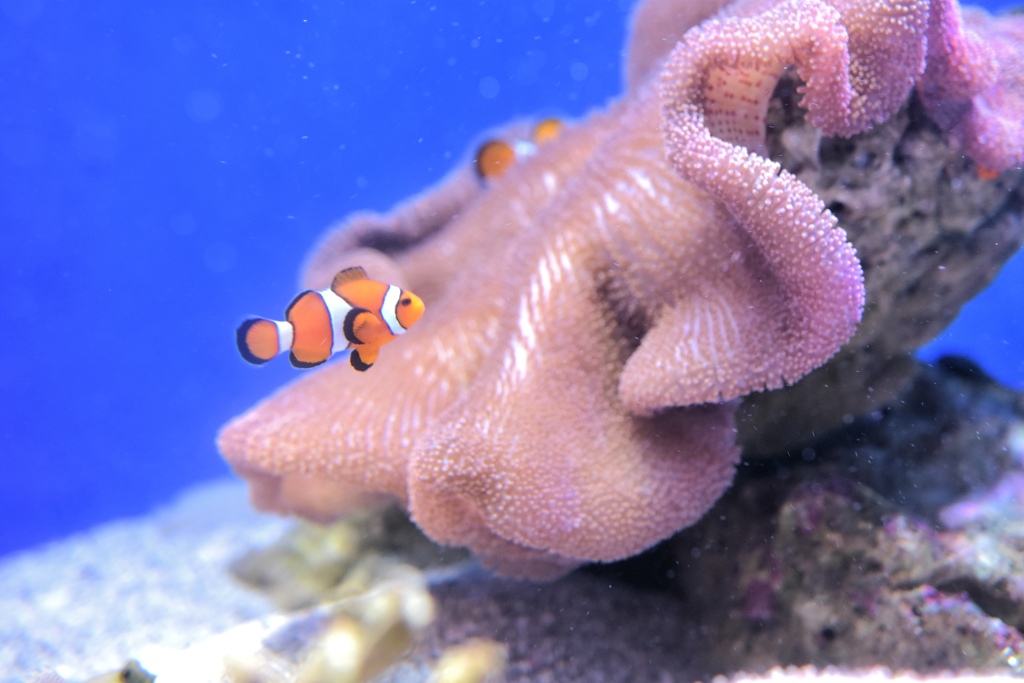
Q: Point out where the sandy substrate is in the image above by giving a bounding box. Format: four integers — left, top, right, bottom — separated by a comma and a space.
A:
0, 479, 288, 683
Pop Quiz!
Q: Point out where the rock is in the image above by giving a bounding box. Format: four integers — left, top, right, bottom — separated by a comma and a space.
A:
740, 73, 1024, 454
660, 360, 1024, 676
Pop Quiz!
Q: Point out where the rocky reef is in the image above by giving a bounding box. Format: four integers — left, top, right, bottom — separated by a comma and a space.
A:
667, 363, 1024, 675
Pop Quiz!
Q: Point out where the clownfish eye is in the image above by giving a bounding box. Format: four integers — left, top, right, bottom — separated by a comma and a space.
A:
400, 297, 412, 306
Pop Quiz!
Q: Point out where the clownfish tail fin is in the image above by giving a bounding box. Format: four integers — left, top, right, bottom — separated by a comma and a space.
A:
331, 266, 369, 294
237, 318, 291, 365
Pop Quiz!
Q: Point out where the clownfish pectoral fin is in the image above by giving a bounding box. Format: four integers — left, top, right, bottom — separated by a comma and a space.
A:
331, 266, 369, 295
350, 346, 379, 372
342, 308, 376, 346
237, 318, 292, 365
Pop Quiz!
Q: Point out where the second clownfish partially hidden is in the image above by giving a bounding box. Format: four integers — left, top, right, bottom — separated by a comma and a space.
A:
237, 266, 425, 371
475, 117, 564, 182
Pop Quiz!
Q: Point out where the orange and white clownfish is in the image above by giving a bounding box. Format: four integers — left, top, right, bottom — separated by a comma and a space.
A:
236, 266, 425, 372
474, 117, 564, 182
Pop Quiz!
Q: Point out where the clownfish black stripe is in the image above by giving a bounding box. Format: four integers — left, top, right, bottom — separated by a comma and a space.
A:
343, 307, 369, 345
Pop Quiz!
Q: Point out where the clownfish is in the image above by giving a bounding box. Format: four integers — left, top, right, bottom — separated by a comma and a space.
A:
236, 266, 425, 371
474, 117, 565, 182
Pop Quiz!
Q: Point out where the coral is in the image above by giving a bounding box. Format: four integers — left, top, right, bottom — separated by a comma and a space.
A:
229, 505, 469, 612
918, 0, 1024, 171
657, 0, 1024, 453
429, 639, 507, 683
223, 567, 437, 683
219, 0, 1024, 578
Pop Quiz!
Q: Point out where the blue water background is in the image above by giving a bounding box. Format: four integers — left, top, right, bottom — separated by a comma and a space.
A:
0, 0, 1019, 558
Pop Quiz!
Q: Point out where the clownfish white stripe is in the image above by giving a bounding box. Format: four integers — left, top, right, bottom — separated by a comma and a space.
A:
320, 288, 355, 353
273, 319, 294, 354
380, 284, 405, 336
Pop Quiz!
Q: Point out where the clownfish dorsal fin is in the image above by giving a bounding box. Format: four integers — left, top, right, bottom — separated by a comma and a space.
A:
331, 266, 369, 294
